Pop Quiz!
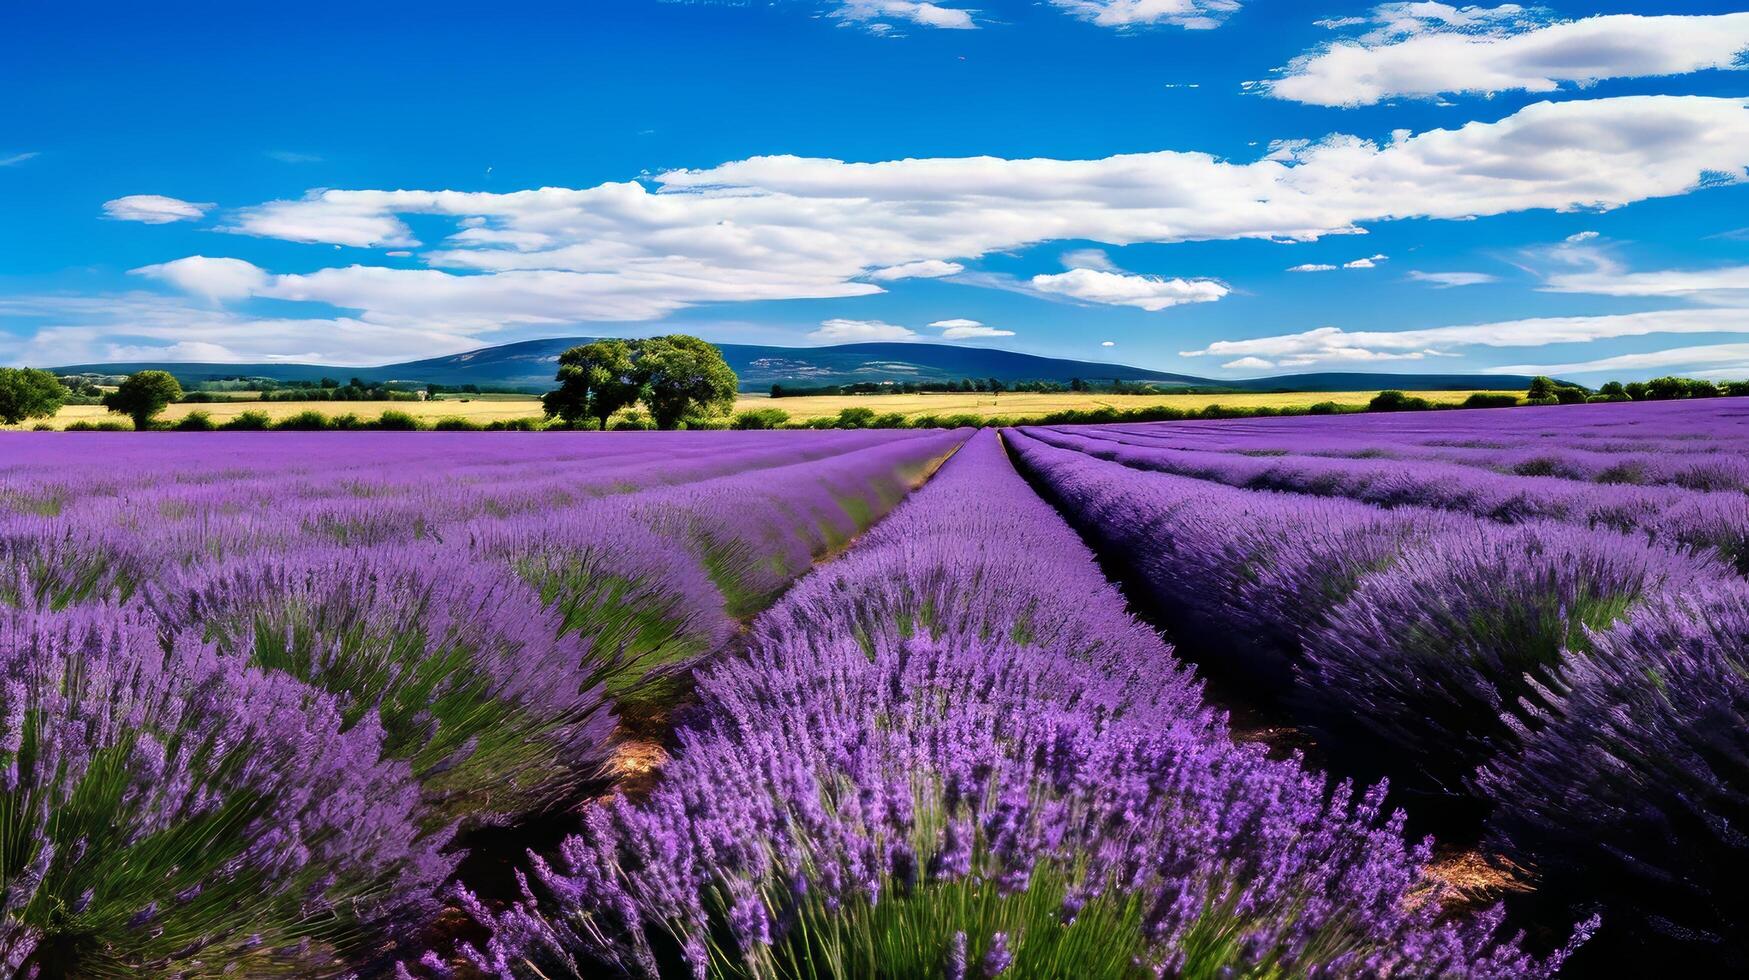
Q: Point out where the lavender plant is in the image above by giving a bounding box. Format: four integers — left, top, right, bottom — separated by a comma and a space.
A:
1479, 582, 1749, 969
1300, 521, 1721, 791
456, 634, 1583, 979
151, 543, 616, 827
0, 604, 451, 976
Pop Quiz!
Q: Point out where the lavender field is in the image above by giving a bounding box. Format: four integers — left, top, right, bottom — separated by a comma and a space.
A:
2, 401, 1746, 977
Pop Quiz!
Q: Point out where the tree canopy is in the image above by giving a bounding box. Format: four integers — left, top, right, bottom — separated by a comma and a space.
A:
0, 368, 68, 426
543, 335, 738, 430
541, 339, 642, 430
102, 370, 184, 430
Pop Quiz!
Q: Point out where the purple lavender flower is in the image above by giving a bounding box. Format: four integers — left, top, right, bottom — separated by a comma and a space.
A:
0, 603, 451, 975
452, 432, 1575, 979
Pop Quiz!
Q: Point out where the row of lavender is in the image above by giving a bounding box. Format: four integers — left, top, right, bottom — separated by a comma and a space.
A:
1007, 410, 1749, 970
1024, 406, 1749, 574
0, 429, 966, 976
1084, 398, 1749, 494
427, 432, 1587, 978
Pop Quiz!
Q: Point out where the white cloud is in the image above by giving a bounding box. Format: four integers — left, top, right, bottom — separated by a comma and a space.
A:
228, 193, 417, 246
0, 293, 485, 367
1060, 248, 1119, 272
263, 263, 877, 326
1101, 340, 1116, 347
101, 195, 213, 224
1222, 356, 1276, 370
1272, 12, 1749, 107
1289, 253, 1387, 271
868, 259, 965, 280
1407, 270, 1500, 287
1, 152, 40, 167
1566, 230, 1600, 243
1031, 268, 1229, 311
1052, 0, 1241, 30
1493, 342, 1749, 377
131, 256, 270, 302
928, 317, 1015, 339
58, 95, 1749, 359
1542, 264, 1749, 300
832, 1, 976, 31
808, 318, 919, 342
1181, 308, 1749, 368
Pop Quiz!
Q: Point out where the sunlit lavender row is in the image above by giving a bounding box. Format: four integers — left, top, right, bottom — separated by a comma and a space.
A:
1013, 400, 1749, 974
0, 429, 965, 975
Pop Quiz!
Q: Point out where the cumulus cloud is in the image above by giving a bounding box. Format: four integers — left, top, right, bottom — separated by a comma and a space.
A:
228, 193, 417, 247
868, 259, 965, 280
832, 1, 977, 31
1407, 270, 1500, 287
1272, 11, 1749, 107
131, 256, 270, 302
808, 318, 919, 342
1181, 308, 1749, 368
928, 317, 1015, 339
1051, 0, 1241, 29
102, 195, 213, 224
1222, 356, 1276, 371
1289, 254, 1387, 271
1031, 268, 1229, 311
1566, 230, 1600, 243
72, 95, 1749, 358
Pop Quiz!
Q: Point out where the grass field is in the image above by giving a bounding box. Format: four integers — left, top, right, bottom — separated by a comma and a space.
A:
12, 389, 1520, 430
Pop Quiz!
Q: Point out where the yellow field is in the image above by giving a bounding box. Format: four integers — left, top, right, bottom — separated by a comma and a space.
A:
21, 399, 548, 430
734, 389, 1518, 423
12, 389, 1519, 430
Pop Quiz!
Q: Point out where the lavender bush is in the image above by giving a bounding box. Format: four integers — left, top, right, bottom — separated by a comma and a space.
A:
1480, 582, 1749, 969
0, 604, 451, 976
1301, 521, 1721, 792
152, 544, 617, 827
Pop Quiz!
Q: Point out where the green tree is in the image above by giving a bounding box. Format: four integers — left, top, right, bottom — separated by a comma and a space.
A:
731, 407, 791, 430
1597, 381, 1626, 398
1368, 390, 1432, 412
543, 339, 643, 429
101, 370, 183, 430
0, 367, 68, 426
636, 335, 738, 429
1526, 376, 1558, 400
834, 407, 877, 429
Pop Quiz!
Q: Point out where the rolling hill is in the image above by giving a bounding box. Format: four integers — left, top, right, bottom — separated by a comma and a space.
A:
54, 338, 1539, 393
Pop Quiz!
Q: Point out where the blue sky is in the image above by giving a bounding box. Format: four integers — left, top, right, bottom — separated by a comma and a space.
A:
2, 1, 1747, 381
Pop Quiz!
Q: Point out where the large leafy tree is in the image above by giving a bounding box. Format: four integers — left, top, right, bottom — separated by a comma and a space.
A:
0, 368, 68, 426
542, 340, 643, 429
102, 370, 184, 430
636, 334, 738, 430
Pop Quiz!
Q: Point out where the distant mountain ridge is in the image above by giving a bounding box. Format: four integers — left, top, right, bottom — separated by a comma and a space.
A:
54, 338, 1538, 393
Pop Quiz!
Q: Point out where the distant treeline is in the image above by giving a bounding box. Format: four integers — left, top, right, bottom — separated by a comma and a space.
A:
768, 377, 1194, 397
14, 365, 1749, 432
